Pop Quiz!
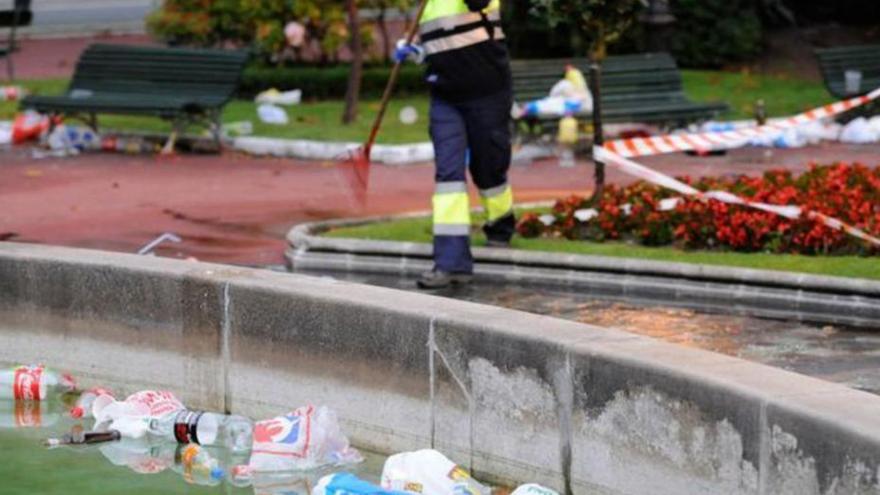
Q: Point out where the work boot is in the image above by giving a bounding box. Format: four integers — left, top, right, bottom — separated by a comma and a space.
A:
417, 270, 473, 289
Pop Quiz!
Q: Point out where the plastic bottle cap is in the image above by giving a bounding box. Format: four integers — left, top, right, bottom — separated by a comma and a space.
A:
69, 406, 84, 419
210, 467, 225, 480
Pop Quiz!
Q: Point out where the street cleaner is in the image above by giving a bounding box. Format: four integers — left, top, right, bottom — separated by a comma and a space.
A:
395, 0, 515, 289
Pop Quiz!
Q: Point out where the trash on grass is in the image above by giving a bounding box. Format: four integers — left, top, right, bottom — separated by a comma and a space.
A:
256, 88, 302, 106
381, 449, 491, 495
248, 405, 362, 472
223, 120, 254, 137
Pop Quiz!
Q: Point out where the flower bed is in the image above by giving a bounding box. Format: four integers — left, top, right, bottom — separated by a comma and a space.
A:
516, 163, 880, 255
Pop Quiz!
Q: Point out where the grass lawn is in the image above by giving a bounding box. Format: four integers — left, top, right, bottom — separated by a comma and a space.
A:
2, 70, 832, 144
324, 214, 880, 281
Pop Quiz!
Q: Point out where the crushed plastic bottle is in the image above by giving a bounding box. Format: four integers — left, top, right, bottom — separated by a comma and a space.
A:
0, 365, 76, 401
381, 449, 491, 495
315, 473, 412, 495
149, 409, 253, 453
70, 387, 113, 419
175, 444, 225, 486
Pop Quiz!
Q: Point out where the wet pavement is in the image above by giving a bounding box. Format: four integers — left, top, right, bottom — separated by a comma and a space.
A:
302, 270, 880, 396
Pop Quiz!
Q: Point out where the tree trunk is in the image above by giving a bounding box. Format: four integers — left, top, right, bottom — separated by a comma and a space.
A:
342, 0, 363, 125
378, 6, 391, 62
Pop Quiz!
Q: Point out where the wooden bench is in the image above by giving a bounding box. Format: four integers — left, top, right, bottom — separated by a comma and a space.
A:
511, 53, 728, 136
815, 44, 880, 99
21, 43, 250, 148
0, 0, 32, 81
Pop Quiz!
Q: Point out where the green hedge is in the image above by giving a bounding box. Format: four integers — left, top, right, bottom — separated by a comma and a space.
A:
239, 64, 428, 100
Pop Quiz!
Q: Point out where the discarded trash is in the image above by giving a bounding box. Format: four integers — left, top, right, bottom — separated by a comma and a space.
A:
381, 449, 491, 495
399, 106, 418, 125
316, 473, 410, 495
93, 389, 183, 438
176, 443, 225, 486
44, 429, 121, 448
1, 86, 25, 101
511, 484, 560, 495
137, 232, 182, 256
256, 88, 302, 106
258, 104, 290, 125
150, 410, 253, 453
248, 405, 362, 472
0, 365, 76, 401
223, 120, 254, 137
515, 65, 593, 119
70, 386, 113, 419
12, 111, 51, 144
0, 121, 12, 145
100, 135, 161, 154
840, 117, 880, 144
46, 124, 100, 155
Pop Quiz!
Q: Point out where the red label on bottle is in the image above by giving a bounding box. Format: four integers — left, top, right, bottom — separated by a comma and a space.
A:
14, 400, 41, 427
12, 366, 42, 401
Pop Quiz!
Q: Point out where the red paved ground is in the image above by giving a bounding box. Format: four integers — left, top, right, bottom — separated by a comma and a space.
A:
2, 143, 878, 265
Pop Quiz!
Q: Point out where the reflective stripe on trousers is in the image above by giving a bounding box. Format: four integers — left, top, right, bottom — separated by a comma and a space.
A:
480, 182, 513, 223
433, 181, 470, 236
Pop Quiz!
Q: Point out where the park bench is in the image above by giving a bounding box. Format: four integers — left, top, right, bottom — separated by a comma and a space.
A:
511, 53, 728, 137
0, 0, 32, 80
815, 44, 880, 99
21, 43, 250, 148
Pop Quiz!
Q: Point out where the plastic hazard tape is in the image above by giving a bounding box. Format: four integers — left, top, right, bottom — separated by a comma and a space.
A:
603, 87, 880, 158
593, 145, 880, 247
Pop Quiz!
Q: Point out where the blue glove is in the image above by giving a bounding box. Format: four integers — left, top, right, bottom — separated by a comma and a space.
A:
393, 40, 425, 64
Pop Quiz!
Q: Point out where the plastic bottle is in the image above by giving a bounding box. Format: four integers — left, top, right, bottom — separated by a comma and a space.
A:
69, 387, 113, 419
0, 365, 76, 401
175, 444, 225, 486
149, 409, 253, 453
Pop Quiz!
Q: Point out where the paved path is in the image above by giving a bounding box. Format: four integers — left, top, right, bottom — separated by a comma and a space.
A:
2, 142, 877, 265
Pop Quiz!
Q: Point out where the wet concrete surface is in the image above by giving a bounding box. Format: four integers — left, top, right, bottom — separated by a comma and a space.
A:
300, 269, 880, 396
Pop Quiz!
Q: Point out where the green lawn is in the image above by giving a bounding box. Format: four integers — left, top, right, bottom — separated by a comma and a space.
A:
2, 70, 831, 144
324, 215, 880, 281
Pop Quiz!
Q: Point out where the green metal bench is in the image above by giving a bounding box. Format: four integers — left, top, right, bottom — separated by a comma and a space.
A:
21, 43, 250, 148
815, 44, 880, 99
511, 53, 728, 136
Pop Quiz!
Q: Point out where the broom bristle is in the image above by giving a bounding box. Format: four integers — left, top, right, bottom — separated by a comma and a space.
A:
337, 146, 370, 208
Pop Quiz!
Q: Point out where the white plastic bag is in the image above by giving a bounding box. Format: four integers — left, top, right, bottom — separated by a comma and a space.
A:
258, 104, 290, 125
256, 88, 302, 106
381, 449, 490, 495
840, 117, 879, 144
92, 390, 184, 439
248, 405, 362, 472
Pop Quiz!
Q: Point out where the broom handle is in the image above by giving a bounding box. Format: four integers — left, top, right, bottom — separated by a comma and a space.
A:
364, 0, 430, 154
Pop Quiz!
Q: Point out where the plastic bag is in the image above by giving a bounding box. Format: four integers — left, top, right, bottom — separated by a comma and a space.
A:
316, 473, 411, 495
511, 484, 559, 495
248, 405, 362, 472
92, 390, 184, 439
381, 449, 491, 495
256, 89, 302, 106
840, 117, 879, 144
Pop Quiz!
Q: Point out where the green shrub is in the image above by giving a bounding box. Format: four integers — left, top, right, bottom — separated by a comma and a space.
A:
239, 64, 427, 99
669, 0, 763, 69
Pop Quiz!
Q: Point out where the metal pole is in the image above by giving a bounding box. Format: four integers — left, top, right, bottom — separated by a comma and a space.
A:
588, 62, 605, 201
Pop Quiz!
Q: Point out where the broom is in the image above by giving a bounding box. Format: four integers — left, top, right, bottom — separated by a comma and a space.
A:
338, 0, 430, 206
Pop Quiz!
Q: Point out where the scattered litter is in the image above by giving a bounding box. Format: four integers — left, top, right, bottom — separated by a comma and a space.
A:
573, 208, 598, 222
399, 106, 418, 125
258, 103, 290, 125
137, 232, 182, 256
658, 197, 682, 211
316, 473, 410, 495
12, 111, 51, 144
223, 120, 254, 137
70, 386, 113, 419
381, 449, 490, 495
248, 405, 362, 472
176, 443, 225, 486
1, 85, 26, 101
514, 65, 593, 119
839, 117, 880, 144
511, 484, 560, 495
538, 214, 556, 226
0, 364, 76, 401
256, 88, 302, 106
46, 124, 100, 156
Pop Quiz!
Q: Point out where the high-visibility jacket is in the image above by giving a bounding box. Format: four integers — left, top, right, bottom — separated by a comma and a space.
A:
419, 0, 511, 102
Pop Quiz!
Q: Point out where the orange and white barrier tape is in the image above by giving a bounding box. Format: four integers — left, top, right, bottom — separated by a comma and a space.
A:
593, 145, 880, 247
603, 87, 880, 158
